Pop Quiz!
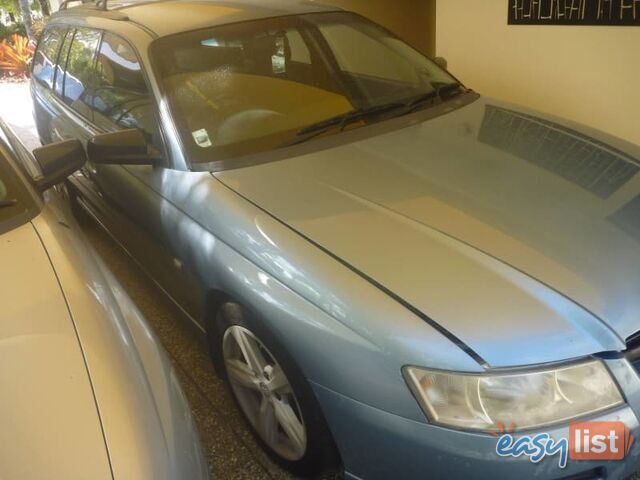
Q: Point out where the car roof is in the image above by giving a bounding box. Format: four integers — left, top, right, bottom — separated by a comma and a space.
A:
54, 0, 343, 38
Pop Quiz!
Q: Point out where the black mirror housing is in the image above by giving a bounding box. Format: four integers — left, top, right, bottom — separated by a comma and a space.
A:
32, 139, 86, 192
88, 129, 160, 165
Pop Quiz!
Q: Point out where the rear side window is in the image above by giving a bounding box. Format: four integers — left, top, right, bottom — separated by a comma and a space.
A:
53, 29, 74, 97
318, 22, 421, 85
92, 33, 156, 136
63, 28, 101, 117
32, 27, 65, 89
286, 30, 311, 64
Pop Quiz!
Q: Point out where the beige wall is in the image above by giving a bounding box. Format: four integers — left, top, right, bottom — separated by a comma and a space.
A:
436, 0, 640, 146
323, 0, 436, 55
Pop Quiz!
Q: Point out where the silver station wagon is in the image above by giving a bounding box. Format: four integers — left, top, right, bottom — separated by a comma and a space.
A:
0, 119, 208, 479
31, 1, 640, 479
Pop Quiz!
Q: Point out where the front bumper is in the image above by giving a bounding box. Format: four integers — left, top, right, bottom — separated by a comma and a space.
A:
313, 357, 640, 480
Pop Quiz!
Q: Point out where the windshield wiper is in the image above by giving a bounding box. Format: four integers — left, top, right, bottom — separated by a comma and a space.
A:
282, 83, 466, 148
402, 82, 465, 113
287, 102, 406, 146
0, 198, 17, 208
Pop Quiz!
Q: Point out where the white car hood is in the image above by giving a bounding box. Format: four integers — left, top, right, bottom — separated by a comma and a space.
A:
0, 222, 111, 480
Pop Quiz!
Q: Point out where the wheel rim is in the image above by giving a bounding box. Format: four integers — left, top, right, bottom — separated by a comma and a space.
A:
222, 325, 307, 461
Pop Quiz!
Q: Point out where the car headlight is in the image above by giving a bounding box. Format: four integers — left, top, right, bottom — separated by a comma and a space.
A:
404, 359, 623, 431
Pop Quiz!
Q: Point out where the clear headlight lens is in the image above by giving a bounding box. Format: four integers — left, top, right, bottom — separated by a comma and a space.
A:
404, 360, 623, 431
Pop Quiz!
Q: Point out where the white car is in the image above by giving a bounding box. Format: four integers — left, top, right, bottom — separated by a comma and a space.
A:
0, 119, 209, 480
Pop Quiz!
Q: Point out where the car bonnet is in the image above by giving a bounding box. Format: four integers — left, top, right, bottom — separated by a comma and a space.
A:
216, 97, 640, 368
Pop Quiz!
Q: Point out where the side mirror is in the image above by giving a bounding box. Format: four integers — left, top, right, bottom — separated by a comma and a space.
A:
88, 129, 160, 165
32, 139, 86, 192
434, 56, 448, 70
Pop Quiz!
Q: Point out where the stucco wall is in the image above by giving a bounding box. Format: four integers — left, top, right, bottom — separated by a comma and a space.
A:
436, 0, 640, 146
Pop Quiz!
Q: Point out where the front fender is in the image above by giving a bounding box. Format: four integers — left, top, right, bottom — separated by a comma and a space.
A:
32, 195, 208, 480
145, 171, 483, 421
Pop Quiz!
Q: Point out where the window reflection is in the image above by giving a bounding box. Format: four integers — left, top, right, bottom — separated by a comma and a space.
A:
93, 33, 156, 136
62, 28, 102, 117
32, 27, 65, 89
53, 29, 73, 97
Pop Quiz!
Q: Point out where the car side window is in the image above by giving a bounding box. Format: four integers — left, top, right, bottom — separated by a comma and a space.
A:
53, 28, 74, 98
286, 30, 311, 64
32, 27, 65, 89
317, 22, 418, 84
92, 33, 157, 138
63, 28, 101, 118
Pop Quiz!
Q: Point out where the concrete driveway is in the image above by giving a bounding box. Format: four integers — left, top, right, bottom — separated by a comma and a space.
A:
0, 81, 41, 151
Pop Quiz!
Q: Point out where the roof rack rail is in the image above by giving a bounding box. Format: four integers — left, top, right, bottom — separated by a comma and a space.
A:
59, 0, 107, 11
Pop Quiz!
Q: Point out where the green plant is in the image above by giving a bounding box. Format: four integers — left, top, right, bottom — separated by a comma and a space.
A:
0, 22, 27, 42
0, 33, 34, 78
0, 0, 19, 16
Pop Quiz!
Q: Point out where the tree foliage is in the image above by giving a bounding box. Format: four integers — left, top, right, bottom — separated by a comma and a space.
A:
0, 0, 19, 16
0, 0, 48, 40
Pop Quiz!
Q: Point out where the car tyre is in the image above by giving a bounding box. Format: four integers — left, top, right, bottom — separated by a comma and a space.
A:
209, 302, 341, 478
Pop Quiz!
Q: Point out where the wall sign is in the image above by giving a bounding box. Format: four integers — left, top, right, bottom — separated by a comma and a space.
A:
508, 0, 640, 25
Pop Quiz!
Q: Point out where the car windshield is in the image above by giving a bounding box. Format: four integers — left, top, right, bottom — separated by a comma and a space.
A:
150, 11, 459, 165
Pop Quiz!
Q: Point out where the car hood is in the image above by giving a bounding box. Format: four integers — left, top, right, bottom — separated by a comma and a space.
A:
217, 97, 640, 368
0, 222, 111, 480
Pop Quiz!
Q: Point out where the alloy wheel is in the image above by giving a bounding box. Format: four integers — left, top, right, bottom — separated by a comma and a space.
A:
222, 325, 307, 461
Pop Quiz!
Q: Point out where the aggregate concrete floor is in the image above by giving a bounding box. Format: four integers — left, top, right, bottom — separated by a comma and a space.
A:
81, 218, 302, 480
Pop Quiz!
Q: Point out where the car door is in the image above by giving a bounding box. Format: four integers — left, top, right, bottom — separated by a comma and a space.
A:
70, 31, 204, 321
